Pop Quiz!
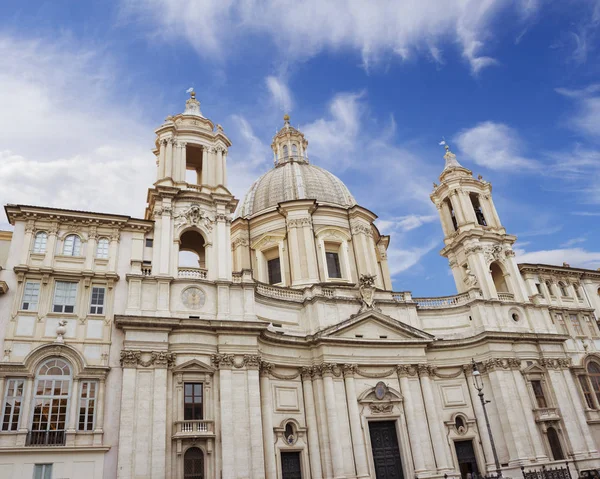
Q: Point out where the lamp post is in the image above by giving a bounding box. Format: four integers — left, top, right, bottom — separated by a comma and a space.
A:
471, 359, 502, 478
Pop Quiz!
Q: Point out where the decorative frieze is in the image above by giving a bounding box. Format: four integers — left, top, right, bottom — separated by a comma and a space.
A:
287, 218, 312, 229
369, 403, 394, 414
479, 357, 521, 372
539, 358, 572, 369
120, 350, 176, 368
350, 223, 373, 237
211, 353, 235, 369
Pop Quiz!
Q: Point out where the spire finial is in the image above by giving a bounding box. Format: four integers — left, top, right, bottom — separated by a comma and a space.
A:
283, 113, 290, 124
183, 87, 203, 117
442, 142, 462, 170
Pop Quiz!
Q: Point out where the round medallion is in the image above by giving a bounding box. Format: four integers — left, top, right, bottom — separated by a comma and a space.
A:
181, 287, 206, 310
374, 381, 387, 400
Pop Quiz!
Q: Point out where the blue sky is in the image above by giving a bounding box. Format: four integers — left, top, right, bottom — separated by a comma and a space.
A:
1, 0, 599, 296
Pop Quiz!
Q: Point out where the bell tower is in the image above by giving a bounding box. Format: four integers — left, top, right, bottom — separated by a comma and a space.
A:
430, 145, 529, 301
144, 90, 237, 291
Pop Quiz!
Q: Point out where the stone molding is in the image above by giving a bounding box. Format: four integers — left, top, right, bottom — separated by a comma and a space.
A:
478, 357, 521, 372
539, 358, 572, 369
369, 403, 394, 414
350, 223, 373, 237
119, 350, 176, 369
211, 353, 263, 370
287, 218, 312, 229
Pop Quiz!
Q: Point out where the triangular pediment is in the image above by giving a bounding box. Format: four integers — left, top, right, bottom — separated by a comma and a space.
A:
172, 358, 215, 373
316, 310, 434, 342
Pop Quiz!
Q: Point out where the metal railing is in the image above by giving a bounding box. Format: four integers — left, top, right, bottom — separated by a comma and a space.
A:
522, 464, 572, 479
178, 267, 208, 280
26, 430, 66, 446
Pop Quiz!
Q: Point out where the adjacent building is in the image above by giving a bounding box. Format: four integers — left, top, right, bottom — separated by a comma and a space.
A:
0, 92, 599, 479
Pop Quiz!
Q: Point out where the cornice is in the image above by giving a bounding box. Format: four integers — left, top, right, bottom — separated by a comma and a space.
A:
518, 263, 600, 279
428, 330, 570, 349
115, 315, 269, 334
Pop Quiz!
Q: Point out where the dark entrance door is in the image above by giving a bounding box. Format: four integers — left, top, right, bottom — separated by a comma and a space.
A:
369, 421, 404, 479
455, 440, 480, 479
281, 451, 302, 479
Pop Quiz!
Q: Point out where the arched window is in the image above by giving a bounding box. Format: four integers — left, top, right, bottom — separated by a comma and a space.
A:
546, 427, 565, 460
33, 232, 48, 253
558, 282, 569, 297
282, 145, 288, 158
490, 262, 509, 293
445, 198, 458, 231
96, 238, 109, 259
284, 422, 295, 444
184, 447, 204, 479
179, 230, 206, 272
63, 234, 81, 256
291, 144, 298, 156
29, 358, 72, 446
470, 194, 487, 226
588, 362, 600, 405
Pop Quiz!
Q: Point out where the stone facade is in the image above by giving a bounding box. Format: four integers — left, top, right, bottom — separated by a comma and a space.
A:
0, 93, 599, 479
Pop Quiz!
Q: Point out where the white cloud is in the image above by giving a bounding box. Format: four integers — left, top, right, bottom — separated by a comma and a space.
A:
454, 121, 539, 170
516, 247, 600, 270
120, 0, 538, 74
386, 239, 439, 277
266, 76, 293, 113
377, 215, 438, 234
556, 84, 600, 139
0, 34, 155, 222
560, 237, 587, 247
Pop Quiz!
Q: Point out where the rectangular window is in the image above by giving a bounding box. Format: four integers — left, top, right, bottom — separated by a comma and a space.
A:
145, 238, 153, 247
33, 464, 52, 479
530, 380, 548, 408
579, 376, 595, 409
33, 233, 47, 254
535, 283, 542, 294
52, 281, 77, 313
78, 381, 97, 431
570, 314, 584, 335
584, 315, 599, 337
21, 281, 41, 311
184, 383, 203, 420
554, 313, 567, 333
2, 378, 24, 431
89, 286, 106, 315
326, 251, 342, 279
267, 257, 282, 285
96, 239, 109, 259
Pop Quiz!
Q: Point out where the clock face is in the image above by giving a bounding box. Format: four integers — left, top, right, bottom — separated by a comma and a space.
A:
181, 287, 206, 310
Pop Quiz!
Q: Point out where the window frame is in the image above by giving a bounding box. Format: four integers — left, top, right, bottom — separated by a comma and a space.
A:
558, 282, 569, 297
21, 281, 41, 312
62, 234, 82, 257
1, 378, 25, 431
95, 238, 109, 259
570, 313, 584, 336
325, 250, 343, 279
33, 464, 53, 479
78, 380, 97, 431
183, 382, 204, 421
52, 281, 78, 314
554, 313, 567, 334
32, 232, 48, 254
530, 379, 548, 408
89, 286, 106, 316
267, 256, 282, 285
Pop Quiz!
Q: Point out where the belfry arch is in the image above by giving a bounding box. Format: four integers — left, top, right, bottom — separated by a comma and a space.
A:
179, 229, 206, 269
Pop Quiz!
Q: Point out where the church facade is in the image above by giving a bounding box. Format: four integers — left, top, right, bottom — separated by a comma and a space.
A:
0, 92, 600, 479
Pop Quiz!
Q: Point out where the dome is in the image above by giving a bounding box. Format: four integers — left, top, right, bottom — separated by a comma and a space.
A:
237, 159, 356, 218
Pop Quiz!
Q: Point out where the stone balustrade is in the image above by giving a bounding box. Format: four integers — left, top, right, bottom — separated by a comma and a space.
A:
414, 292, 472, 309
498, 291, 515, 302
256, 283, 304, 302
178, 267, 208, 279
173, 420, 215, 438
533, 407, 560, 422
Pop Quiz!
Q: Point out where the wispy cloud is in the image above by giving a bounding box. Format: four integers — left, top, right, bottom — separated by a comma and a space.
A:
0, 34, 154, 222
120, 0, 538, 74
454, 121, 539, 170
556, 84, 600, 139
560, 237, 587, 247
516, 247, 600, 270
266, 76, 293, 113
377, 215, 438, 234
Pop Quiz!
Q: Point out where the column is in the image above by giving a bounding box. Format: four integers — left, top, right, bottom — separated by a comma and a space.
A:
438, 202, 452, 236
159, 205, 171, 275
21, 221, 34, 264
464, 370, 495, 470
512, 370, 547, 461
117, 366, 137, 479
165, 138, 174, 179
66, 378, 80, 445
377, 245, 392, 290
219, 366, 235, 478
85, 229, 97, 270
93, 378, 106, 445
288, 224, 302, 285
158, 140, 166, 179
151, 367, 168, 479
43, 223, 58, 267
201, 147, 209, 185
322, 364, 345, 478
313, 371, 334, 478
259, 364, 277, 479
418, 366, 450, 470
561, 367, 597, 454
248, 364, 266, 479
397, 367, 426, 473
342, 365, 369, 478
301, 368, 323, 479
449, 192, 466, 225
179, 141, 186, 183
222, 149, 228, 187
216, 148, 224, 185
108, 230, 120, 272
301, 221, 319, 282
16, 377, 34, 446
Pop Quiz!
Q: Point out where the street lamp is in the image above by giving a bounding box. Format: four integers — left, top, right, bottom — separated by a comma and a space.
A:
471, 359, 502, 478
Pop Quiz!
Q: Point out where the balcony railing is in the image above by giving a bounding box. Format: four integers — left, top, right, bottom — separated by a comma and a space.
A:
497, 292, 515, 302
256, 284, 304, 302
414, 292, 472, 309
533, 407, 560, 422
173, 420, 215, 438
178, 267, 208, 280
26, 430, 66, 446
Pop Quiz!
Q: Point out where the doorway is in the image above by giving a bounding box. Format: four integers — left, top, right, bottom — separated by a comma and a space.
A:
369, 421, 404, 479
183, 447, 204, 479
455, 440, 480, 479
281, 451, 302, 479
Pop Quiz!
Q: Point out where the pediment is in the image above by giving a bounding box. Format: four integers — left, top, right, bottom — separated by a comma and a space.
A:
172, 358, 215, 373
523, 363, 546, 375
316, 310, 434, 342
